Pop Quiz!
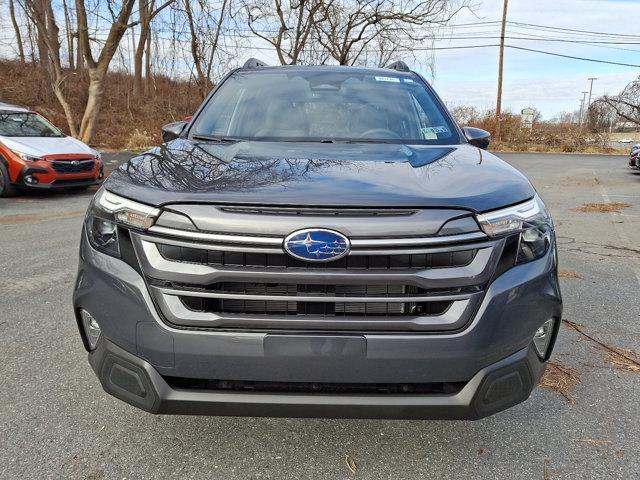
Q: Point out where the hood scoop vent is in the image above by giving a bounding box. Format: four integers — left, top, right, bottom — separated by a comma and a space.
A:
218, 206, 417, 217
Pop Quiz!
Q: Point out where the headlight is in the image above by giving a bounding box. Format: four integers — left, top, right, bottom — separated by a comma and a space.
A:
476, 195, 553, 264
86, 188, 159, 257
12, 150, 41, 162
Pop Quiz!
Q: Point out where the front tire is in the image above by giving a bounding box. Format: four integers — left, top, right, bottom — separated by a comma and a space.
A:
0, 162, 17, 197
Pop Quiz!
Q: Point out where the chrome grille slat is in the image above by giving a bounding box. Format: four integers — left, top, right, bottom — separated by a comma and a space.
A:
147, 225, 488, 249
153, 292, 481, 331
152, 286, 474, 303
134, 237, 498, 290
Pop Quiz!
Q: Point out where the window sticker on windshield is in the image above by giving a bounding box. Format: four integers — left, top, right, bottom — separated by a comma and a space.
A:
374, 76, 401, 83
402, 78, 414, 83
421, 128, 438, 140
421, 126, 450, 139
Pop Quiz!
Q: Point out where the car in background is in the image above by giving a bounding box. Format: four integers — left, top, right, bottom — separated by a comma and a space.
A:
629, 144, 640, 169
619, 138, 634, 144
0, 102, 103, 197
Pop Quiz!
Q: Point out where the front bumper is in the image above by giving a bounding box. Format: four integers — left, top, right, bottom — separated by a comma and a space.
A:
74, 229, 562, 419
89, 336, 545, 419
14, 161, 103, 189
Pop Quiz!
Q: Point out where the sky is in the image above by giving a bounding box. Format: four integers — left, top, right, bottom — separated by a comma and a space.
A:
0, 0, 638, 119
425, 0, 640, 118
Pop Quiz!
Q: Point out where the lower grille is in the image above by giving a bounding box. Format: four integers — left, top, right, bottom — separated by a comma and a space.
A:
181, 296, 451, 317
164, 377, 466, 394
177, 282, 454, 317
51, 159, 95, 173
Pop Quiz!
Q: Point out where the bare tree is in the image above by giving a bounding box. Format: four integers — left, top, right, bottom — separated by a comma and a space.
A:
9, 0, 26, 62
181, 0, 230, 97
597, 77, 640, 126
75, 0, 137, 142
242, 0, 331, 65
586, 100, 617, 132
62, 0, 74, 69
315, 0, 467, 66
24, 0, 79, 135
130, 0, 176, 96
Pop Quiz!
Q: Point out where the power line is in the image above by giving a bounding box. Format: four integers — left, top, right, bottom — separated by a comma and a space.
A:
506, 21, 640, 40
505, 45, 640, 68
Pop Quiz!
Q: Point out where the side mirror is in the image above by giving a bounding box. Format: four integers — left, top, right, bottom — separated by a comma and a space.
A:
462, 126, 491, 150
161, 121, 188, 143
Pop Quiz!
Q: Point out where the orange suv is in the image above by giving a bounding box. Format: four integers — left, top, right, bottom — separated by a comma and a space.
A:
0, 102, 103, 197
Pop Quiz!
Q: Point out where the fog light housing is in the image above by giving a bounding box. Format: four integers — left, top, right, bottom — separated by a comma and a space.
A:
80, 309, 101, 350
533, 318, 555, 359
24, 175, 38, 184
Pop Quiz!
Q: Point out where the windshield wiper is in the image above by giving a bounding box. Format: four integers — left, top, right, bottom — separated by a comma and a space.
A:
192, 134, 243, 143
344, 139, 398, 144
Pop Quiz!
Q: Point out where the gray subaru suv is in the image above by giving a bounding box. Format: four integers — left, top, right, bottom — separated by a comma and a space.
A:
73, 60, 562, 419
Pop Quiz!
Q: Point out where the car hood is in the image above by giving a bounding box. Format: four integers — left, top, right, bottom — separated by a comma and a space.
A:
104, 139, 535, 212
0, 135, 95, 157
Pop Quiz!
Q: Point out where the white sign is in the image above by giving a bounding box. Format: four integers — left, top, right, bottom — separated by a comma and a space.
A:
521, 108, 536, 129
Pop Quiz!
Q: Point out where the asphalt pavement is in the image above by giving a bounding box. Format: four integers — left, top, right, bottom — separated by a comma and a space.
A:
0, 152, 639, 479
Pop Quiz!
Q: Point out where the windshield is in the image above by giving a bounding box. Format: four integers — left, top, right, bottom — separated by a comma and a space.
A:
190, 69, 460, 144
0, 112, 64, 138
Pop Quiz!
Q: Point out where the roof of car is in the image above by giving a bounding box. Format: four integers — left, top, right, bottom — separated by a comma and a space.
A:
0, 102, 31, 113
238, 63, 416, 77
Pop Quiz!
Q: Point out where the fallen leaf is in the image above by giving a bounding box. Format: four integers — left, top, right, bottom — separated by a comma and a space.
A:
345, 454, 357, 474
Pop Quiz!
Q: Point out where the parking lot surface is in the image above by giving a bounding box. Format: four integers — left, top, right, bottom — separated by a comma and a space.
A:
1, 152, 639, 479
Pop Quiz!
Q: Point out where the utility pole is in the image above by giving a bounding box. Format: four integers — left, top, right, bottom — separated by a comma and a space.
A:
579, 91, 588, 125
495, 0, 509, 142
587, 77, 598, 108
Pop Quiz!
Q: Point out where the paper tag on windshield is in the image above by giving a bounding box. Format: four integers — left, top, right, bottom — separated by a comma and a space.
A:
374, 76, 400, 83
421, 127, 438, 140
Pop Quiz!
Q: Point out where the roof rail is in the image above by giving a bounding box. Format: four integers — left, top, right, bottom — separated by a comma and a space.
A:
243, 58, 269, 68
385, 61, 411, 72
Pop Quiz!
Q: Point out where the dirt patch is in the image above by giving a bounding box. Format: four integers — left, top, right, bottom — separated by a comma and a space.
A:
563, 319, 640, 373
574, 202, 631, 213
539, 361, 580, 404
558, 269, 580, 279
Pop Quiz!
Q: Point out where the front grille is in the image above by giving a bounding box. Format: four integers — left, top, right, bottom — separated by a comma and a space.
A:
131, 207, 501, 332
51, 159, 94, 173
157, 243, 477, 270
164, 376, 466, 394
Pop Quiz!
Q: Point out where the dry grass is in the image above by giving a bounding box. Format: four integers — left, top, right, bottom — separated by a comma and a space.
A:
558, 269, 580, 279
604, 348, 640, 373
0, 60, 201, 149
539, 361, 580, 404
125, 129, 156, 151
574, 202, 631, 213
563, 319, 640, 373
452, 109, 620, 154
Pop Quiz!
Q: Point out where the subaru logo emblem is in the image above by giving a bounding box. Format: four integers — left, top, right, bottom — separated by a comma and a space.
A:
284, 229, 350, 262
